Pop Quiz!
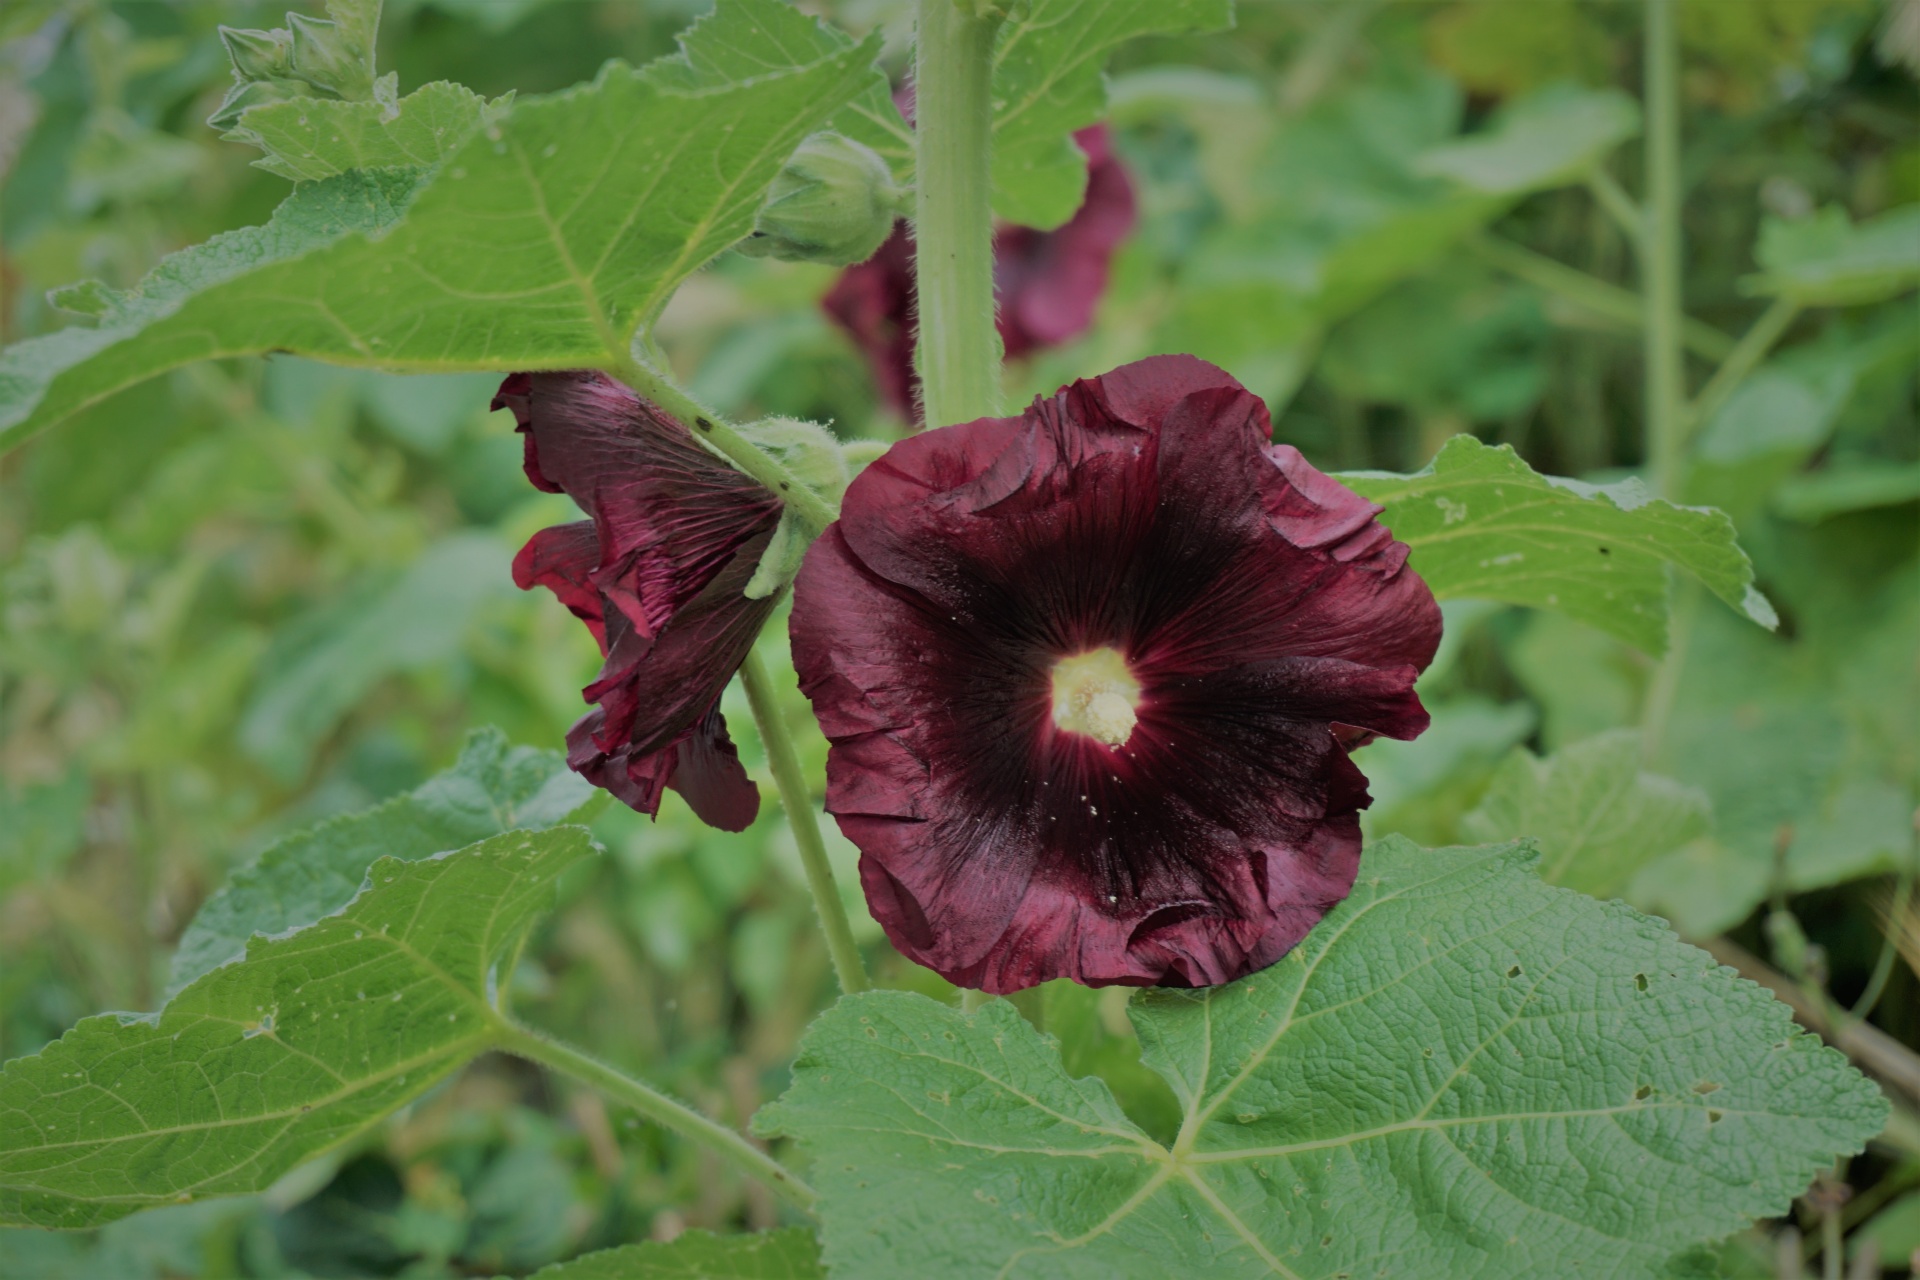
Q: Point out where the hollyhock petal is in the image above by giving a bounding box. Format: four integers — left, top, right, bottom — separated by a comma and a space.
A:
503, 372, 780, 827
667, 706, 760, 832
790, 356, 1441, 992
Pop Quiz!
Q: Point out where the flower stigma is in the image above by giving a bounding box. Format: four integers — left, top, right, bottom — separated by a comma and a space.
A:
1050, 648, 1141, 747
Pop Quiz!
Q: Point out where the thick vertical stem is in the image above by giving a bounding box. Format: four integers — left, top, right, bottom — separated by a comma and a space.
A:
914, 0, 1003, 428
1643, 0, 1685, 499
740, 650, 871, 995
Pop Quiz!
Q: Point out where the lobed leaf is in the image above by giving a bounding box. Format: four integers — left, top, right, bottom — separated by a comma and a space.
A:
759, 837, 1886, 1279
1344, 435, 1776, 654
170, 726, 597, 993
530, 1228, 822, 1278
0, 0, 884, 452
989, 0, 1234, 229
232, 81, 505, 182
1462, 729, 1711, 898
0, 827, 597, 1230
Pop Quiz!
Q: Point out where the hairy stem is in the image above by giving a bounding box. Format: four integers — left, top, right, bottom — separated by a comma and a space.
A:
1642, 0, 1686, 500
1467, 234, 1734, 362
914, 0, 1004, 428
741, 649, 871, 995
494, 1019, 817, 1211
1684, 296, 1802, 442
611, 353, 838, 530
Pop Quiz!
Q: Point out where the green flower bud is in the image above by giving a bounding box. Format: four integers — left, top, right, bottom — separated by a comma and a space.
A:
738, 132, 904, 267
219, 26, 293, 82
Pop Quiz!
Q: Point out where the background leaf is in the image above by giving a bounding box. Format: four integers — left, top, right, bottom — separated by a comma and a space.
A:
1746, 205, 1920, 305
759, 838, 1886, 1279
169, 727, 597, 992
1345, 435, 1776, 653
1462, 728, 1711, 898
1414, 84, 1640, 195
0, 827, 595, 1229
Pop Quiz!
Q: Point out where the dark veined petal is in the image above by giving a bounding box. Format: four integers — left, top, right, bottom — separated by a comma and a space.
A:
503, 371, 780, 830
790, 355, 1441, 992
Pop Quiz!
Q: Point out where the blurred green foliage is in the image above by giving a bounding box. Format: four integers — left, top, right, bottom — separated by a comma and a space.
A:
1, 0, 1915, 1274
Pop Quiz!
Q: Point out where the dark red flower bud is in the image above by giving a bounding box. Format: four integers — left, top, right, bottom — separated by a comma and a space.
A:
789, 356, 1441, 992
821, 125, 1138, 421
498, 372, 782, 831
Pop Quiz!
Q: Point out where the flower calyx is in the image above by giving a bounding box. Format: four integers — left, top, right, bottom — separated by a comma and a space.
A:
738, 133, 908, 268
209, 1, 393, 133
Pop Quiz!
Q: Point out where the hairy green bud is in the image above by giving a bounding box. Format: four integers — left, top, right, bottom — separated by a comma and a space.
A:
738, 132, 904, 267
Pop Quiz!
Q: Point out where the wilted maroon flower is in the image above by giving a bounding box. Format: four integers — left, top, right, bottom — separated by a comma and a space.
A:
790, 356, 1441, 992
498, 372, 780, 831
822, 125, 1137, 420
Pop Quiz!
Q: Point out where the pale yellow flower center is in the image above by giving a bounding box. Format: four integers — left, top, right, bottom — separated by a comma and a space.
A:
1050, 648, 1141, 747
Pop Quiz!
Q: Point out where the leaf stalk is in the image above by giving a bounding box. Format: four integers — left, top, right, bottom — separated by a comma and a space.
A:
494, 1018, 818, 1212
1642, 0, 1685, 501
740, 649, 871, 995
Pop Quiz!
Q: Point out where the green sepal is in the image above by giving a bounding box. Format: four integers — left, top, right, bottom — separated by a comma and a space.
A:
738, 132, 904, 266
218, 25, 293, 81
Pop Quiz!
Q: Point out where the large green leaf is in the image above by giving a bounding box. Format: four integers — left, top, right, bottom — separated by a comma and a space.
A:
1462, 729, 1711, 898
989, 0, 1234, 228
0, 827, 596, 1229
0, 0, 884, 451
759, 837, 1885, 1279
169, 727, 597, 993
1344, 435, 1775, 654
231, 81, 504, 182
531, 1229, 822, 1278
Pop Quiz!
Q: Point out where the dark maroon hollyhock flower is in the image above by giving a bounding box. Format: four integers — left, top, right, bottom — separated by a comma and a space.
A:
498, 372, 781, 832
821, 125, 1138, 420
789, 356, 1441, 992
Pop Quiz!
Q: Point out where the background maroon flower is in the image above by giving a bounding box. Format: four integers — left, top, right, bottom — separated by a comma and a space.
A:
789, 355, 1442, 992
821, 125, 1137, 422
500, 371, 781, 831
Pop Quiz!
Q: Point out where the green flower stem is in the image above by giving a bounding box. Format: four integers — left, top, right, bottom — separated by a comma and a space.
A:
1584, 167, 1645, 246
611, 353, 838, 530
740, 649, 871, 995
913, 0, 1004, 428
1468, 234, 1735, 362
1682, 295, 1802, 443
494, 1019, 817, 1212
1642, 0, 1685, 501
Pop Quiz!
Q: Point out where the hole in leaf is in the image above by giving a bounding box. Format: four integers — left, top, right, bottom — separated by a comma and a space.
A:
1505, 964, 1522, 978
1634, 1084, 1653, 1101
1707, 1109, 1724, 1124
1634, 973, 1649, 992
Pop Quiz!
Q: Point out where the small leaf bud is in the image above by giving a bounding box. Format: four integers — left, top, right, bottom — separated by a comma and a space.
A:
738, 132, 905, 267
